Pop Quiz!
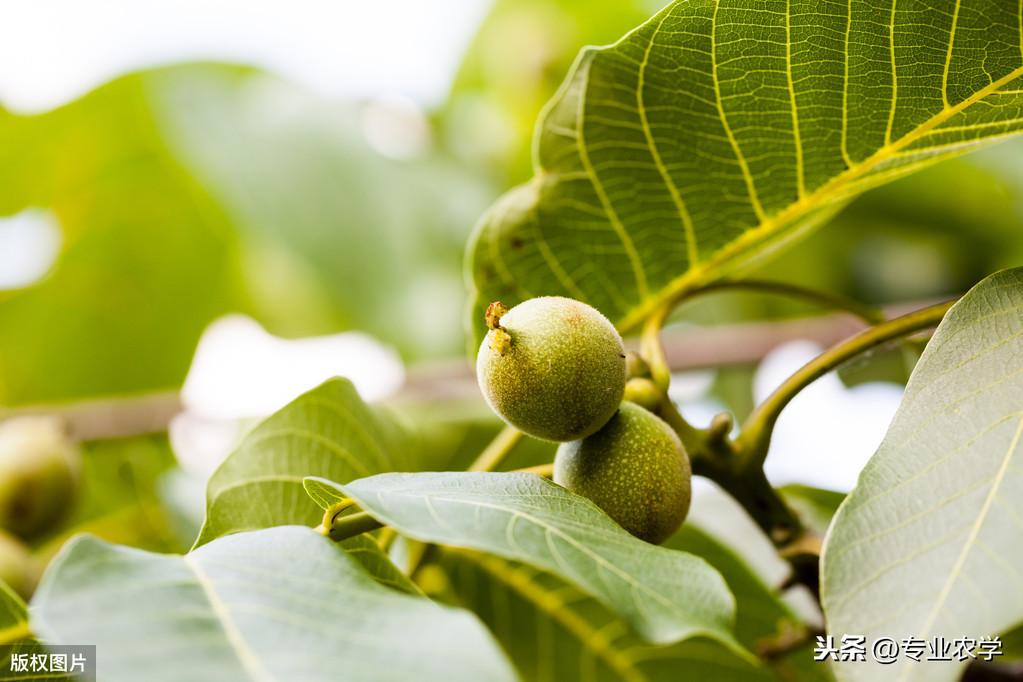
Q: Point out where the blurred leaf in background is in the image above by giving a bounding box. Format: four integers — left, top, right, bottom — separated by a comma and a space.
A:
150, 65, 495, 358
441, 0, 667, 184
0, 62, 499, 409
0, 73, 245, 406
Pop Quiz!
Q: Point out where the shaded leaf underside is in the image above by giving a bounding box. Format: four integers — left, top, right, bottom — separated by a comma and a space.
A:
441, 549, 771, 682
468, 0, 1023, 338
440, 522, 829, 682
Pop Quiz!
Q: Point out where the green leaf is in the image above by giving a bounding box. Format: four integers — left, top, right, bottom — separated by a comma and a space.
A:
0, 580, 70, 682
300, 483, 421, 595
30, 526, 517, 682
151, 65, 494, 358
0, 70, 245, 406
436, 525, 826, 681
0, 580, 29, 643
196, 378, 453, 546
322, 471, 742, 650
778, 485, 846, 539
439, 549, 772, 682
337, 535, 423, 596
821, 267, 1023, 682
1000, 621, 1023, 661
467, 0, 1023, 339
665, 527, 802, 649
303, 476, 352, 511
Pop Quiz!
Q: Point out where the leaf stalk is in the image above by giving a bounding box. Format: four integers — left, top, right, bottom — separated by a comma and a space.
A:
733, 298, 955, 470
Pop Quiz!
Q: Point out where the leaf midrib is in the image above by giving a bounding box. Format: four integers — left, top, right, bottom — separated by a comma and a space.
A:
182, 554, 276, 682
897, 414, 1023, 681
615, 64, 1023, 334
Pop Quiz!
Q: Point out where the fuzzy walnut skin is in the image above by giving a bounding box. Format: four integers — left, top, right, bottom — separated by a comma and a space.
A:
554, 402, 691, 544
477, 296, 626, 442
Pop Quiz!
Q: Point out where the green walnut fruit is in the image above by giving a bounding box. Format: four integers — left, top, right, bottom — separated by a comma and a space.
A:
0, 417, 81, 539
477, 297, 626, 442
554, 401, 691, 544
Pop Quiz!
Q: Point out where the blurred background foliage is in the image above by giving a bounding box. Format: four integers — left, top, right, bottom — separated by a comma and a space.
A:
0, 0, 1021, 602
2, 0, 1021, 409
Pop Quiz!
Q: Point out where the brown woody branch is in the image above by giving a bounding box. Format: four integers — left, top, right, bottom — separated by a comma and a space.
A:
1, 298, 939, 441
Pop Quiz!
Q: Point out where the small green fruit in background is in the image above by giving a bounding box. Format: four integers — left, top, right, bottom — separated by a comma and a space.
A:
554, 401, 691, 544
476, 297, 626, 442
624, 351, 649, 379
0, 529, 39, 598
0, 417, 81, 539
623, 377, 662, 412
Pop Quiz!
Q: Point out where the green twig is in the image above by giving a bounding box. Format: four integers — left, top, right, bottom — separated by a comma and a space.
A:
658, 398, 803, 546
322, 511, 384, 542
638, 309, 802, 546
640, 305, 673, 391
734, 299, 955, 470
468, 425, 523, 472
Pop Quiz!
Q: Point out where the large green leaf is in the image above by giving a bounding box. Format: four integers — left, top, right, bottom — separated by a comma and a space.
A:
30, 526, 516, 682
196, 378, 457, 546
467, 0, 1023, 338
439, 550, 772, 682
321, 471, 741, 649
437, 524, 827, 681
821, 267, 1023, 682
664, 527, 803, 650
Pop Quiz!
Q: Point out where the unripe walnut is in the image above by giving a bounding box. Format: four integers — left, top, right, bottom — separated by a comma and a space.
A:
554, 401, 691, 544
476, 297, 626, 442
0, 417, 81, 539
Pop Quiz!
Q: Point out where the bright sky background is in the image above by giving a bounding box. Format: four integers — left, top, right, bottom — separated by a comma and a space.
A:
0, 0, 490, 113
